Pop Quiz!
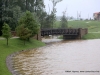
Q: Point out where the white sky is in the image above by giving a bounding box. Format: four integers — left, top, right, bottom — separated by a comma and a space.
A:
44, 0, 100, 19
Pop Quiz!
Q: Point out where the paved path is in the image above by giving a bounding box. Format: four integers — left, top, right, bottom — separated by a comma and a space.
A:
0, 37, 19, 40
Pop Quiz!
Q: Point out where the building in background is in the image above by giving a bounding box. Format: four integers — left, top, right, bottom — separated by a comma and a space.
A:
93, 12, 100, 20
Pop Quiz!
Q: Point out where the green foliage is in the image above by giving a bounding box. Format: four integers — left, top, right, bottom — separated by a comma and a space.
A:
2, 23, 11, 38
16, 25, 32, 45
60, 14, 68, 28
1, 4, 22, 31
42, 14, 54, 29
18, 11, 39, 37
40, 0, 62, 29
49, 0, 62, 28
2, 23, 11, 45
9, 6, 22, 30
0, 0, 45, 32
39, 11, 47, 28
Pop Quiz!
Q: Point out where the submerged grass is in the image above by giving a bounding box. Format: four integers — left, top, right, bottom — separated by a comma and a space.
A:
0, 38, 45, 75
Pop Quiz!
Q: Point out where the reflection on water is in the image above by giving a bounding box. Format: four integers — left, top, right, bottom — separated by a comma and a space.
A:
13, 39, 100, 75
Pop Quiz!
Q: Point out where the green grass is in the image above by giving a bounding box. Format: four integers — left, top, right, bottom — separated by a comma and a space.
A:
67, 20, 100, 39
82, 33, 100, 39
0, 38, 45, 75
55, 20, 100, 32
58, 33, 100, 40
55, 20, 100, 39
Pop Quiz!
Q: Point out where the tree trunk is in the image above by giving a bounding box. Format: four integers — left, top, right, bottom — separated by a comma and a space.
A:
0, 1, 3, 36
27, 37, 30, 41
0, 22, 3, 36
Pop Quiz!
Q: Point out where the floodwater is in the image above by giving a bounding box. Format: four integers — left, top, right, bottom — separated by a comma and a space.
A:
13, 39, 100, 75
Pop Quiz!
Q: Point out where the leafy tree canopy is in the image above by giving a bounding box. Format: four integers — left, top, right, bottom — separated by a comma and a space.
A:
18, 11, 39, 37
16, 24, 32, 45
2, 23, 11, 45
60, 12, 68, 28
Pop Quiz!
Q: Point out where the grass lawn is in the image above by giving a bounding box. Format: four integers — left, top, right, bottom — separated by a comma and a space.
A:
82, 33, 100, 39
0, 38, 45, 75
55, 20, 100, 32
58, 33, 100, 40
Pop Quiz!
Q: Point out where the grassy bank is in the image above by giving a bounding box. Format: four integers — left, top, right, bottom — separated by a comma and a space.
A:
55, 20, 100, 32
82, 33, 100, 39
55, 20, 100, 40
0, 38, 45, 75
58, 33, 100, 40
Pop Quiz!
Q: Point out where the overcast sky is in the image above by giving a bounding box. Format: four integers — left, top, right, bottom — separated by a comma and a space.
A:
44, 0, 100, 19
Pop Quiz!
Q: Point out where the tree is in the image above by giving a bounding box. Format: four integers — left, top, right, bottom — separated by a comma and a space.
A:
10, 6, 22, 31
0, 0, 45, 33
50, 0, 62, 28
69, 16, 74, 20
60, 12, 68, 28
42, 14, 54, 29
18, 11, 39, 38
3, 6, 22, 31
16, 25, 32, 45
39, 11, 47, 28
0, 0, 23, 32
2, 23, 11, 45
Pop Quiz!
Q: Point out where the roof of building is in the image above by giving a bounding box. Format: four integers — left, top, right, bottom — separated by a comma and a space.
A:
94, 12, 100, 14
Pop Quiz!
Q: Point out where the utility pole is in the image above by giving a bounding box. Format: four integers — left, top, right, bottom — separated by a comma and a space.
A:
79, 11, 81, 20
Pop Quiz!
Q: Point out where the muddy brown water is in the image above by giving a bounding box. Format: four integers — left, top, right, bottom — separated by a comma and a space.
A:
13, 39, 100, 75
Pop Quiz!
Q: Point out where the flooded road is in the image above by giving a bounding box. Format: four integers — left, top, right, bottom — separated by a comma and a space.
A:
13, 39, 100, 75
